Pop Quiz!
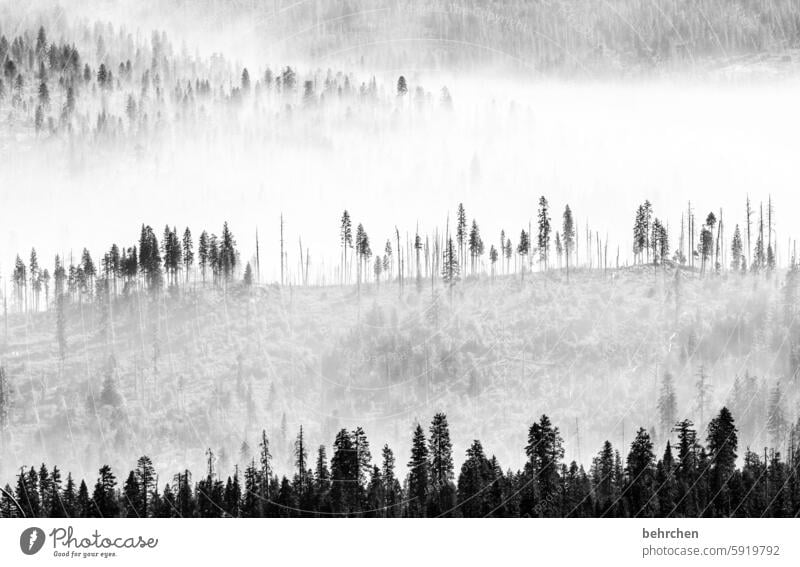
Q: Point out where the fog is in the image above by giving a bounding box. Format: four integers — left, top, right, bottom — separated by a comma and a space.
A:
1, 0, 800, 494
5, 77, 800, 284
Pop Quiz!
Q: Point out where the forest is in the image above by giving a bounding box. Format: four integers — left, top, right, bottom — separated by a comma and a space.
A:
0, 195, 799, 502
19, 0, 800, 74
3, 5, 800, 521
2, 407, 799, 518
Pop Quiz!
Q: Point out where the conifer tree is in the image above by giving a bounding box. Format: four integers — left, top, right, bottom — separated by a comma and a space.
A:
456, 204, 467, 267
198, 230, 209, 283
340, 210, 352, 284
92, 465, 119, 517
731, 225, 743, 271
330, 428, 359, 515
406, 424, 429, 517
517, 229, 530, 280
396, 75, 407, 97
767, 383, 786, 450
441, 237, 460, 294
381, 445, 401, 517
657, 372, 677, 437
706, 407, 737, 516
135, 456, 156, 517
523, 414, 564, 517
537, 196, 551, 270
625, 428, 656, 516
562, 205, 575, 280
182, 227, 193, 283
428, 412, 455, 515
457, 439, 492, 517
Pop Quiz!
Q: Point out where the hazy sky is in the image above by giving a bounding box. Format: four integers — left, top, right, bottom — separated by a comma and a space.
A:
3, 76, 799, 282
2, 0, 799, 281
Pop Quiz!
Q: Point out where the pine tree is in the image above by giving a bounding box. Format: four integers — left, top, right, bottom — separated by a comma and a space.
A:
62, 473, 76, 518
76, 479, 91, 517
468, 219, 482, 275
537, 196, 551, 270
314, 445, 331, 503
365, 465, 385, 517
457, 439, 492, 517
517, 229, 530, 280
625, 428, 656, 516
766, 383, 786, 450
428, 412, 455, 515
92, 465, 119, 517
396, 75, 407, 97
591, 441, 617, 515
293, 426, 308, 498
123, 470, 142, 517
441, 237, 459, 293
523, 414, 564, 517
456, 203, 467, 268
406, 424, 429, 517
706, 407, 737, 516
657, 372, 677, 437
695, 365, 712, 429
330, 428, 359, 515
352, 426, 372, 491
135, 456, 156, 517
258, 430, 272, 501
182, 227, 194, 283
731, 225, 743, 271
381, 445, 401, 517
673, 419, 699, 516
562, 205, 575, 280
198, 230, 209, 283
340, 210, 352, 284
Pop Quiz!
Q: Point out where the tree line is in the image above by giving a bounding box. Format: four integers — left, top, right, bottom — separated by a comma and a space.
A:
1, 22, 452, 144
3, 194, 793, 316
2, 408, 799, 518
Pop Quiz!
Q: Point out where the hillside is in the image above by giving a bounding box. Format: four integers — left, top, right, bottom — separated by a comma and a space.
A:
0, 266, 797, 479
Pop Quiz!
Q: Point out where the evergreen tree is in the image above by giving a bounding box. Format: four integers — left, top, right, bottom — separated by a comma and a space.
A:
537, 196, 551, 269
135, 455, 156, 517
441, 237, 460, 292
517, 229, 530, 280
657, 372, 677, 437
92, 465, 119, 517
625, 428, 656, 517
673, 419, 699, 516
456, 203, 467, 268
562, 205, 575, 279
76, 480, 92, 518
731, 225, 743, 271
457, 439, 492, 517
16, 467, 41, 517
706, 407, 737, 516
406, 424, 429, 517
396, 75, 407, 96
381, 445, 401, 517
428, 412, 455, 515
523, 414, 564, 517
766, 383, 786, 450
330, 428, 359, 515
182, 227, 194, 283
198, 230, 209, 282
